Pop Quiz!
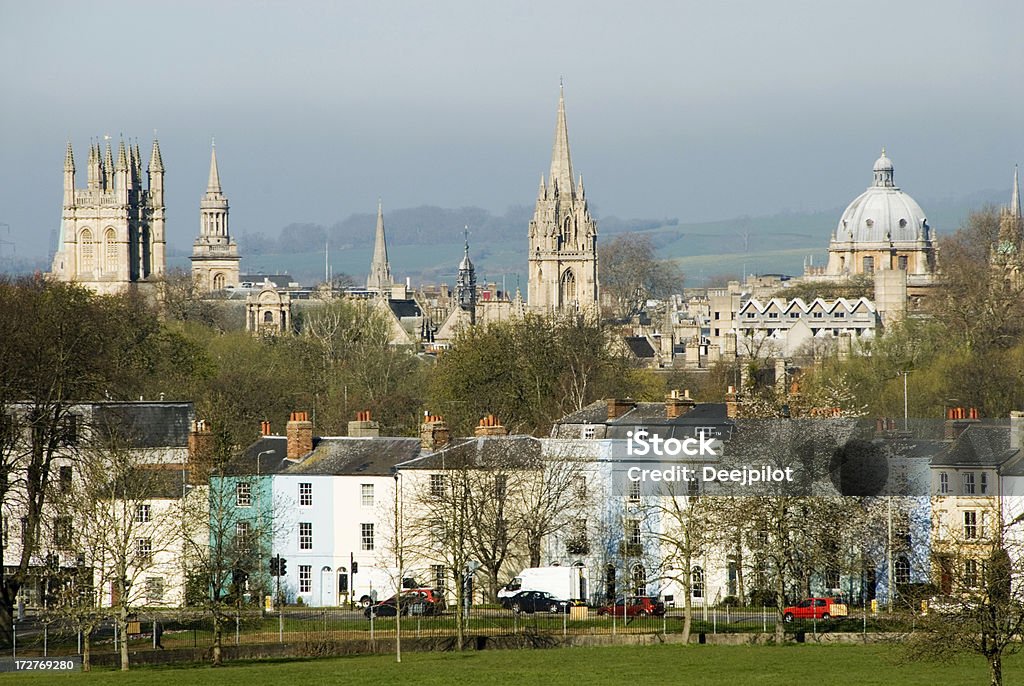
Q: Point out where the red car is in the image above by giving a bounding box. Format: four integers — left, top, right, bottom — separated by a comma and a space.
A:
596, 596, 666, 617
782, 597, 846, 622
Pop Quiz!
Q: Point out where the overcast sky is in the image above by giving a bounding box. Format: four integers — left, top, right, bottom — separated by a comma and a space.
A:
1, 0, 1022, 259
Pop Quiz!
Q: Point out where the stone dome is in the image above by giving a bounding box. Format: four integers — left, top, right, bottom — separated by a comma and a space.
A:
835, 150, 929, 244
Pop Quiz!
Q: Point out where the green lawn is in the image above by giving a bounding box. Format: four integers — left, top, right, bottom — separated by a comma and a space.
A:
3, 644, 1015, 685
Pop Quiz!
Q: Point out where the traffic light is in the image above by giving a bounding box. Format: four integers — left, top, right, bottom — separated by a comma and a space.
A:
351, 561, 358, 574
278, 557, 287, 577
269, 556, 279, 576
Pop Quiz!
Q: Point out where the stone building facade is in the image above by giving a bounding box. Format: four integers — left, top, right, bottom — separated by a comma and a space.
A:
49, 138, 166, 293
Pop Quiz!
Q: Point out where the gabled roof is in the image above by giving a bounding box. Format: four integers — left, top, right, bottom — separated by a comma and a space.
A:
932, 424, 1018, 467
229, 435, 421, 477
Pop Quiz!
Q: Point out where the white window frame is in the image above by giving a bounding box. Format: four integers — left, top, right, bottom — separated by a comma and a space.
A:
299, 522, 313, 550
299, 565, 312, 593
361, 483, 374, 507
299, 482, 312, 507
361, 523, 374, 551
236, 481, 252, 507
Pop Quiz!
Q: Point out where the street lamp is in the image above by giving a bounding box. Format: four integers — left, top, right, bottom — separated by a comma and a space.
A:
392, 469, 402, 664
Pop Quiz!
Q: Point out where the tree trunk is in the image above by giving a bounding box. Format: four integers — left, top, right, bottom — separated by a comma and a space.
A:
681, 584, 693, 645
989, 652, 1002, 686
82, 628, 92, 672
212, 615, 224, 667
0, 581, 19, 648
774, 575, 786, 644
117, 606, 129, 671
487, 569, 500, 604
528, 541, 541, 568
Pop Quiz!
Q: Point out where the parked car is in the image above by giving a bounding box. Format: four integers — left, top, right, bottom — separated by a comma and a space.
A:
365, 588, 446, 618
596, 596, 666, 617
782, 597, 848, 622
505, 590, 570, 614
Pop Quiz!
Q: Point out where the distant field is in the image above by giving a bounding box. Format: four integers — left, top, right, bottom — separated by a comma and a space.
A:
5, 644, 1015, 685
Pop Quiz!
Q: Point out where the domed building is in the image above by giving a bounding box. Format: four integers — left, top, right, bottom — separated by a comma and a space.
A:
826, 150, 936, 278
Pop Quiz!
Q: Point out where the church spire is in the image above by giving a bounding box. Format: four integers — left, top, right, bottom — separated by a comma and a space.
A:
207, 139, 222, 193
549, 83, 575, 199
149, 138, 164, 172
1012, 164, 1021, 219
366, 199, 393, 292
64, 140, 75, 172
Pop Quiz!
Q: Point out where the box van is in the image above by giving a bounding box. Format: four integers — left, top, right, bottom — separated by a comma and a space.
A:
498, 566, 588, 604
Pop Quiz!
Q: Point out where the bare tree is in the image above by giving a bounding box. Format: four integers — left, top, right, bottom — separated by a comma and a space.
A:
598, 233, 683, 321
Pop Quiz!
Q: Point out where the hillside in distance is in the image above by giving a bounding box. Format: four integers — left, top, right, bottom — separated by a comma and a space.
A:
156, 187, 1008, 287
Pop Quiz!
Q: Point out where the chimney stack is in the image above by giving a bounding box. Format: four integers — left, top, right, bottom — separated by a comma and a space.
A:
665, 389, 696, 419
187, 419, 214, 482
420, 414, 450, 451
606, 398, 636, 420
348, 410, 381, 438
474, 414, 509, 437
260, 420, 272, 436
944, 407, 979, 440
286, 411, 313, 460
1011, 411, 1024, 451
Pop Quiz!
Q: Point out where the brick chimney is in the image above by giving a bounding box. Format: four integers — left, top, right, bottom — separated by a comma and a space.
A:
607, 398, 636, 420
665, 389, 696, 419
348, 410, 380, 438
725, 386, 742, 419
944, 407, 979, 440
474, 414, 509, 437
187, 419, 215, 482
286, 411, 314, 460
420, 414, 450, 451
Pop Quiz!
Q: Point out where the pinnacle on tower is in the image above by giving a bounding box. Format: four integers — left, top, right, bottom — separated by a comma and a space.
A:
206, 141, 222, 193
64, 140, 75, 172
149, 138, 164, 172
549, 84, 575, 199
116, 140, 128, 171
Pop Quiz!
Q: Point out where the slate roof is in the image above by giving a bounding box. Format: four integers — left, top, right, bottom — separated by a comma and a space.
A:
551, 399, 733, 439
932, 424, 1019, 467
91, 402, 193, 448
388, 299, 422, 319
398, 436, 543, 470
227, 435, 421, 477
624, 336, 656, 359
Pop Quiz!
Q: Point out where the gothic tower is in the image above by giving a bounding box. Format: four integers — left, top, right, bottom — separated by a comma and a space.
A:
366, 200, 393, 293
191, 141, 241, 292
992, 165, 1023, 284
49, 137, 166, 294
527, 86, 599, 313
456, 228, 477, 324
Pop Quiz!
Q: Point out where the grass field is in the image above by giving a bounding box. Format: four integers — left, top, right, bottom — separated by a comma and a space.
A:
3, 643, 1015, 685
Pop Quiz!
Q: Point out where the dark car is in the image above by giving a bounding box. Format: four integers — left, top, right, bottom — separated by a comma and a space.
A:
364, 588, 446, 618
596, 596, 666, 617
506, 590, 570, 614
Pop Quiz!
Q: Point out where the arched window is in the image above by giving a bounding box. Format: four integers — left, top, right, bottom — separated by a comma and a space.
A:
79, 228, 95, 272
103, 228, 117, 272
560, 269, 576, 306
692, 566, 705, 598
263, 311, 274, 324
631, 564, 647, 596
213, 273, 226, 290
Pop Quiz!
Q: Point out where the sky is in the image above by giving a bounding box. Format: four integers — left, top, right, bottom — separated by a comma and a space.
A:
1, 0, 1022, 260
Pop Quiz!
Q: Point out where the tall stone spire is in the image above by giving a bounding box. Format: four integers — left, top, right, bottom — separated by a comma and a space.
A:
63, 141, 75, 208
192, 140, 240, 292
103, 140, 114, 189
548, 83, 575, 199
149, 138, 164, 172
366, 199, 393, 292
207, 140, 222, 193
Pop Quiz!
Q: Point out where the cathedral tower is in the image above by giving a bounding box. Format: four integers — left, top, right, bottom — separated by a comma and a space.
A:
191, 141, 241, 292
992, 165, 1023, 283
527, 86, 599, 312
366, 200, 393, 293
49, 137, 166, 294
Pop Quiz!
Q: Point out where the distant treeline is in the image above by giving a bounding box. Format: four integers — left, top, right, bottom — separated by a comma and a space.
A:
236, 205, 679, 255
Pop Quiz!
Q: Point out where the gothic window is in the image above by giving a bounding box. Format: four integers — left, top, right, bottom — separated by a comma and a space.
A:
691, 566, 705, 598
560, 269, 577, 306
631, 564, 647, 596
79, 228, 95, 272
213, 273, 226, 290
103, 228, 117, 272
